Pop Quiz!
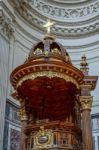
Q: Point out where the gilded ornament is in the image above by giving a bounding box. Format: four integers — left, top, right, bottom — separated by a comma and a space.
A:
52, 48, 61, 55
33, 126, 53, 149
16, 71, 80, 89
39, 126, 46, 136
80, 96, 93, 110
34, 48, 42, 55
44, 50, 49, 56
18, 107, 28, 121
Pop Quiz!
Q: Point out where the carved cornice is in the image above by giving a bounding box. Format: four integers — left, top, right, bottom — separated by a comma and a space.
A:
80, 96, 93, 111
0, 10, 14, 39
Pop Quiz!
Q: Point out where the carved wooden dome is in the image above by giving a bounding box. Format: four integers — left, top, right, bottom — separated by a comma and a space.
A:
10, 35, 84, 91
27, 36, 71, 63
10, 34, 84, 122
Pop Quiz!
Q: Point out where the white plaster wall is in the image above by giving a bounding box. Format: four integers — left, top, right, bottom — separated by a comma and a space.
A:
89, 62, 99, 101
0, 34, 9, 150
13, 41, 28, 68
90, 61, 99, 115
6, 26, 34, 103
0, 30, 32, 149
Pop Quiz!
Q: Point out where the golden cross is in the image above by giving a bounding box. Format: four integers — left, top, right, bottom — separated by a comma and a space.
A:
43, 19, 54, 34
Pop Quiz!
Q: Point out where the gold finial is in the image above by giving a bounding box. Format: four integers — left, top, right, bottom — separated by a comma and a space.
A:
43, 19, 55, 34
80, 55, 88, 67
80, 54, 89, 75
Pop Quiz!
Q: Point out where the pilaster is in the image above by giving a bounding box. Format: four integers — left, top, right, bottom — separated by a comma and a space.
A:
0, 9, 15, 150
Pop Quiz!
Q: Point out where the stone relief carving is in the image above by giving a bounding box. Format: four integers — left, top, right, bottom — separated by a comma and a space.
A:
9, 0, 99, 36
31, 0, 99, 19
0, 10, 14, 38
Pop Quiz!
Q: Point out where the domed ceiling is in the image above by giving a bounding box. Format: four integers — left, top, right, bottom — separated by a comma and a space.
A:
9, 0, 99, 38
47, 0, 94, 4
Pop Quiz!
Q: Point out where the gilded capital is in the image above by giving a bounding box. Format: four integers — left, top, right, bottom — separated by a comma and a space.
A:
18, 107, 28, 121
80, 96, 93, 111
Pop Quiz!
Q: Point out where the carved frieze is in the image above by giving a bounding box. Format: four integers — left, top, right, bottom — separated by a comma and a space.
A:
10, 0, 99, 36
0, 10, 14, 39
31, 0, 99, 19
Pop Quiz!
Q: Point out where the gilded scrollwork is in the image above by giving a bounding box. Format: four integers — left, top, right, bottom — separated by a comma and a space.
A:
39, 126, 46, 136
52, 48, 61, 55
18, 107, 28, 121
16, 71, 80, 89
33, 126, 53, 149
80, 96, 93, 110
33, 48, 43, 55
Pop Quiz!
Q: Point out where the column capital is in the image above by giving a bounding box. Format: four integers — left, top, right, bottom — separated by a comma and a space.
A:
80, 96, 93, 111
18, 107, 28, 121
80, 84, 92, 88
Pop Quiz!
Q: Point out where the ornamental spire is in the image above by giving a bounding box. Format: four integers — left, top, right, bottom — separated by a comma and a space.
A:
80, 55, 89, 75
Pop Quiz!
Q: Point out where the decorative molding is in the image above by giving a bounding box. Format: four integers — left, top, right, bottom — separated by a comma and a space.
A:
18, 107, 28, 121
9, 0, 99, 36
1, 0, 99, 61
16, 71, 80, 89
46, 0, 97, 5
1, 0, 99, 48
31, 0, 99, 19
0, 10, 14, 39
0, 0, 98, 41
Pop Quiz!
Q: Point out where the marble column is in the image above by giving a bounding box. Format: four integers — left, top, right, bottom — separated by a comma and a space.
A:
19, 106, 28, 150
80, 96, 93, 150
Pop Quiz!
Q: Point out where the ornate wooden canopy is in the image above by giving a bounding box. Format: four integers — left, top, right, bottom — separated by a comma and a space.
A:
10, 33, 98, 150
10, 36, 84, 121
